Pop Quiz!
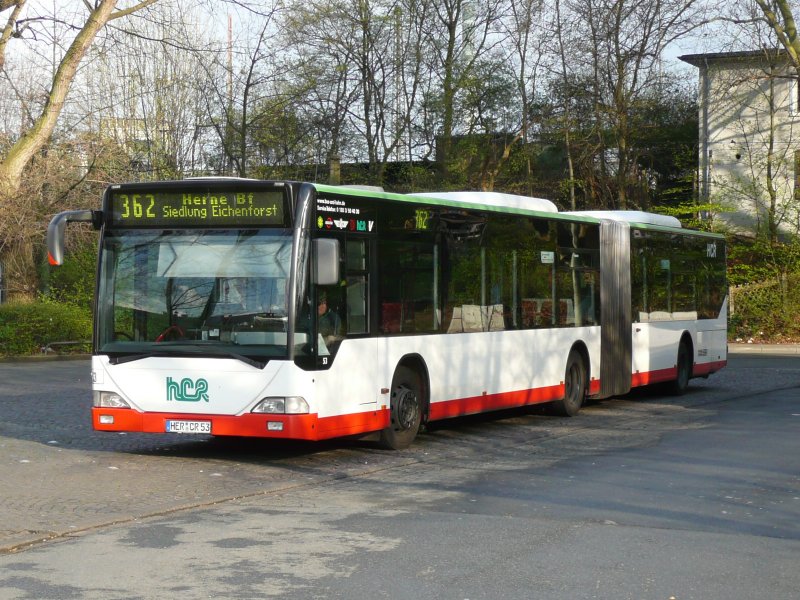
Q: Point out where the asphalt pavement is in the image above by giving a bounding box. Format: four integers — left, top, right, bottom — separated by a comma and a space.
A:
0, 348, 798, 599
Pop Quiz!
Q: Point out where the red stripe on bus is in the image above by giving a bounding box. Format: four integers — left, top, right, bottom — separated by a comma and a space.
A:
92, 408, 390, 441
428, 384, 565, 421
92, 361, 727, 440
631, 367, 676, 387
630, 359, 727, 388
693, 359, 727, 376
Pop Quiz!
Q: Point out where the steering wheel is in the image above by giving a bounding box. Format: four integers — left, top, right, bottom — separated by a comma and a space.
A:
155, 325, 185, 342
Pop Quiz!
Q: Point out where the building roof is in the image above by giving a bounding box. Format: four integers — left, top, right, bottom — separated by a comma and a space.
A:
679, 49, 790, 67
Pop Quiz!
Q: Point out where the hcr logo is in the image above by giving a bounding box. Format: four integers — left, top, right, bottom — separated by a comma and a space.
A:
166, 377, 210, 402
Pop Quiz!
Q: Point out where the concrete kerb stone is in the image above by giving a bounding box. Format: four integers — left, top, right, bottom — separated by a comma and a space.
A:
0, 354, 90, 363
727, 343, 800, 356
1, 531, 63, 555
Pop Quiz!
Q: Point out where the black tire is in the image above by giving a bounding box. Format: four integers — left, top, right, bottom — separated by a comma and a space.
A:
669, 340, 692, 395
379, 366, 423, 450
552, 349, 587, 417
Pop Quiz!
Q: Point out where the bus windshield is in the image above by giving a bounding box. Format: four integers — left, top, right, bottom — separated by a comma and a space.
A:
96, 229, 296, 362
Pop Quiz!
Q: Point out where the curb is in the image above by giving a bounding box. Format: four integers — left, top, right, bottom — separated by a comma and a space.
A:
728, 344, 800, 356
0, 354, 90, 363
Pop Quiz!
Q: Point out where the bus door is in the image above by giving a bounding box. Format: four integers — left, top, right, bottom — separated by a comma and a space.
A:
313, 194, 380, 406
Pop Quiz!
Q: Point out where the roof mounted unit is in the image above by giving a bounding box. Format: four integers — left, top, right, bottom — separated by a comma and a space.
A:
410, 191, 558, 213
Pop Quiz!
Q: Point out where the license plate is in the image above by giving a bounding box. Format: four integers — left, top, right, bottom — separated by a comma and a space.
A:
165, 420, 211, 434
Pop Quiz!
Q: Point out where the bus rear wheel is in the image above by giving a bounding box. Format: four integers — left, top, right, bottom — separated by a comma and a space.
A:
669, 340, 692, 395
379, 366, 423, 450
552, 349, 587, 417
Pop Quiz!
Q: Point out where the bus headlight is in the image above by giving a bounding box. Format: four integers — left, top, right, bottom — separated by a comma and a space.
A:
252, 396, 309, 414
93, 391, 130, 408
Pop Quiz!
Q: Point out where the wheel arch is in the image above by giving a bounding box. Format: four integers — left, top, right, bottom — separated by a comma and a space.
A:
678, 330, 695, 373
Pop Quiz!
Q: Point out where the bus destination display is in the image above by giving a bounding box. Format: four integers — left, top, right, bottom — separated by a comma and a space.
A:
109, 189, 286, 227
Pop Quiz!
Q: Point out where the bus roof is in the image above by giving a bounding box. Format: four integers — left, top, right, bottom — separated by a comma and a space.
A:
154, 180, 716, 235
407, 191, 558, 213
562, 210, 682, 228
315, 185, 700, 230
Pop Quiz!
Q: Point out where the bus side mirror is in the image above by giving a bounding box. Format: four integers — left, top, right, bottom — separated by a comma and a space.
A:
313, 238, 340, 285
47, 210, 96, 265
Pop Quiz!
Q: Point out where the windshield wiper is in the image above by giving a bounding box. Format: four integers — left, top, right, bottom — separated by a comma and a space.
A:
215, 351, 266, 369
109, 351, 172, 365
108, 344, 267, 369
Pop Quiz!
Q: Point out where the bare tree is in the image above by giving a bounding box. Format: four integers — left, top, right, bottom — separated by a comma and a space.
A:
552, 0, 580, 208
89, 1, 215, 179
424, 0, 506, 181
0, 0, 158, 301
0, 0, 26, 72
280, 0, 431, 185
282, 0, 363, 170
0, 1, 159, 199
566, 0, 707, 209
491, 0, 549, 194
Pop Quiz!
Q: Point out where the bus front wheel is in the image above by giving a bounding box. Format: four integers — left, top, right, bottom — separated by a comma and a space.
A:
379, 366, 423, 450
552, 349, 587, 417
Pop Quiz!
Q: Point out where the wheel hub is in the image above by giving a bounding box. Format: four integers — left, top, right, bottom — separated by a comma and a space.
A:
393, 384, 418, 431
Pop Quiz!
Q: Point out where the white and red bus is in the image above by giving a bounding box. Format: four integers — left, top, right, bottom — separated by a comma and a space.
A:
47, 179, 727, 449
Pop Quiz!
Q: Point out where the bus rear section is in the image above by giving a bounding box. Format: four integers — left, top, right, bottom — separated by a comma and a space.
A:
626, 223, 727, 394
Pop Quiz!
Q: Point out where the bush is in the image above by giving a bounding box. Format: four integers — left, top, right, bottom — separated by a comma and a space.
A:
729, 273, 800, 343
726, 237, 800, 286
0, 301, 92, 356
726, 236, 800, 343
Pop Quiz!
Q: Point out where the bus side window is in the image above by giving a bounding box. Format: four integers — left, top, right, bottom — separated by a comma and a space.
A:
345, 239, 369, 335
378, 239, 436, 334
347, 276, 368, 334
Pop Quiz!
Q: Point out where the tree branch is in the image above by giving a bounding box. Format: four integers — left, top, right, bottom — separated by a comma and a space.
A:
754, 0, 800, 71
0, 0, 24, 71
109, 0, 160, 21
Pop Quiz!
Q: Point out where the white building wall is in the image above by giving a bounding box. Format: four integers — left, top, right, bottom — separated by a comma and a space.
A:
684, 52, 800, 237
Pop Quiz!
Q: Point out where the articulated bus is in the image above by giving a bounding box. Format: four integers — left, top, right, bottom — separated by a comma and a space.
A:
47, 179, 727, 449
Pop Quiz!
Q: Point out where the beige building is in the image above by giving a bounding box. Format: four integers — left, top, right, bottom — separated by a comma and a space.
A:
681, 50, 800, 239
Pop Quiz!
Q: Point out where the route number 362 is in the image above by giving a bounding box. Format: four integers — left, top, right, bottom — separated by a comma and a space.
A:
119, 194, 156, 219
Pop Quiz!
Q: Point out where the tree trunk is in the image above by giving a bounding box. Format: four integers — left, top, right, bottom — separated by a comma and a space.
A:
439, 14, 458, 181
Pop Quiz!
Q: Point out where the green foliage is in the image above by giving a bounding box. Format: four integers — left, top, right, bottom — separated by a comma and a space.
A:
0, 300, 92, 356
729, 273, 800, 342
728, 236, 800, 342
727, 236, 800, 286
651, 200, 725, 231
43, 242, 97, 308
0, 211, 97, 355
632, 86, 698, 196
